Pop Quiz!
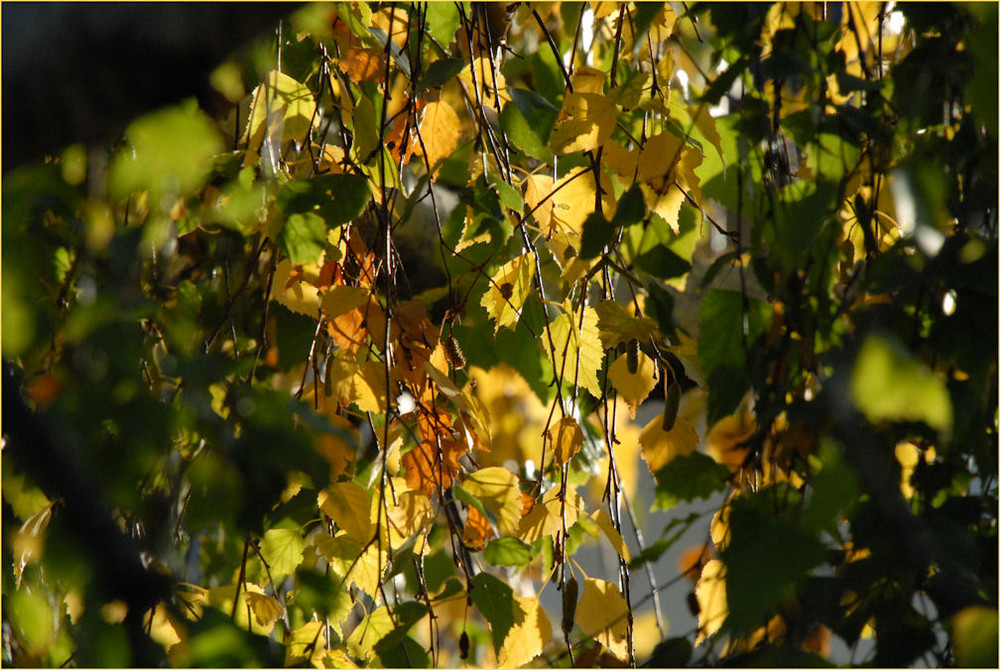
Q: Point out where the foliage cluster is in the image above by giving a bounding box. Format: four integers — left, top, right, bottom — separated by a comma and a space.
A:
2, 2, 997, 667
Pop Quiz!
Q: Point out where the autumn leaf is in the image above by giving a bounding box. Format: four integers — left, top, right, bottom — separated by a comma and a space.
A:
318, 482, 373, 543
608, 350, 658, 419
550, 166, 617, 237
517, 487, 585, 543
546, 303, 604, 399
321, 284, 371, 319
417, 99, 461, 172
549, 92, 618, 155
480, 252, 536, 333
272, 259, 322, 318
351, 359, 388, 414
639, 413, 700, 475
594, 299, 661, 349
462, 504, 493, 550
498, 597, 553, 667
548, 415, 584, 466
576, 577, 630, 659
286, 621, 328, 667
695, 559, 728, 646
244, 71, 316, 156
524, 173, 555, 234
705, 409, 756, 470
338, 47, 385, 83
461, 466, 522, 537
591, 508, 632, 562
246, 591, 283, 629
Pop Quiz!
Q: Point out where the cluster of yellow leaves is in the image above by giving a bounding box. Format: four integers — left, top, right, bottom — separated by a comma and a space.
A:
545, 301, 604, 398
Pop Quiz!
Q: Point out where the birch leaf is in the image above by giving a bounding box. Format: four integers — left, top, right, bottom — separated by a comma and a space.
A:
259, 528, 305, 581
608, 351, 658, 419
517, 487, 584, 543
546, 304, 604, 399
418, 99, 461, 172
461, 466, 522, 537
577, 577, 630, 659
548, 416, 584, 466
639, 413, 699, 475
695, 559, 728, 645
480, 252, 536, 333
498, 597, 552, 668
549, 92, 618, 154
318, 482, 373, 543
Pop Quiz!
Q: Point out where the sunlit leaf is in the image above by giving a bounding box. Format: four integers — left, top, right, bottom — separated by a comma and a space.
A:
549, 92, 618, 155
462, 504, 493, 550
480, 252, 536, 333
639, 413, 699, 475
318, 482, 373, 543
705, 409, 756, 470
592, 508, 631, 562
518, 487, 585, 543
285, 620, 327, 667
109, 103, 223, 200
244, 71, 316, 156
850, 334, 953, 431
498, 596, 552, 667
484, 537, 534, 567
594, 300, 661, 349
608, 350, 657, 419
346, 606, 394, 661
259, 528, 305, 581
695, 559, 728, 645
577, 577, 630, 659
548, 416, 584, 466
546, 303, 604, 399
246, 591, 283, 629
461, 466, 522, 536
417, 99, 462, 172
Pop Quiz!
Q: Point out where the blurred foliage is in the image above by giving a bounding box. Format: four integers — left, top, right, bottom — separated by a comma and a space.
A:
2, 2, 996, 667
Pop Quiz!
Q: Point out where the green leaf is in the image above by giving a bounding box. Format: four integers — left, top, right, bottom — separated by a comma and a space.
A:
580, 212, 615, 260
501, 88, 559, 160
722, 490, 826, 636
417, 58, 466, 91
484, 537, 534, 567
612, 183, 646, 228
276, 174, 371, 227
278, 212, 327, 265
470, 572, 520, 653
109, 102, 223, 199
425, 2, 462, 46
850, 334, 953, 431
652, 452, 730, 511
951, 606, 999, 668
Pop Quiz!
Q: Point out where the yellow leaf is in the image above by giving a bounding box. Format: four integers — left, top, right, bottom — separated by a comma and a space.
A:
549, 92, 618, 154
318, 482, 373, 543
636, 131, 702, 233
638, 414, 699, 474
207, 583, 277, 636
498, 596, 553, 667
314, 532, 361, 580
346, 606, 394, 661
143, 602, 182, 652
480, 252, 536, 333
352, 359, 388, 413
272, 259, 322, 317
462, 466, 522, 536
517, 487, 584, 543
387, 489, 434, 540
286, 621, 328, 667
550, 166, 617, 237
322, 284, 371, 319
350, 541, 387, 599
591, 508, 631, 562
418, 99, 461, 171
259, 528, 305, 580
524, 173, 555, 234
695, 559, 728, 645
593, 299, 661, 349
548, 416, 584, 466
246, 590, 284, 629
705, 409, 756, 470
570, 65, 607, 94
608, 351, 657, 419
244, 71, 316, 157
576, 577, 630, 659
546, 304, 604, 399
458, 56, 510, 107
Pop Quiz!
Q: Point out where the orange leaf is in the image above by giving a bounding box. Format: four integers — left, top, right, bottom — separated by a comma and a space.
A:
462, 505, 493, 550
338, 47, 386, 83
